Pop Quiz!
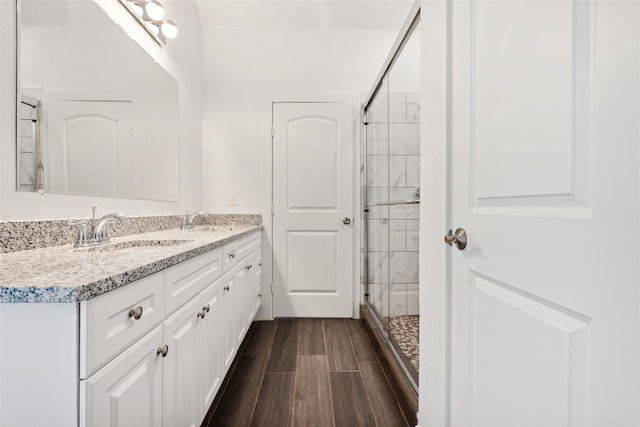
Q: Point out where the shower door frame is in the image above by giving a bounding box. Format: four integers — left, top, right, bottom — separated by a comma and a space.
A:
362, 1, 421, 392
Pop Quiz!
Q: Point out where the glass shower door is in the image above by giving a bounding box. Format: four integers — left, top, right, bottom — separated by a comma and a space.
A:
364, 22, 420, 388
365, 76, 390, 334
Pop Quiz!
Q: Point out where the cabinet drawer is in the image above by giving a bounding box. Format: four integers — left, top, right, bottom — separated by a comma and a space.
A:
80, 272, 165, 378
222, 240, 239, 272
165, 248, 222, 315
237, 232, 261, 261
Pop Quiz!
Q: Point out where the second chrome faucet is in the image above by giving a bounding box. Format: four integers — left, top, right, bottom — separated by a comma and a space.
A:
181, 211, 204, 230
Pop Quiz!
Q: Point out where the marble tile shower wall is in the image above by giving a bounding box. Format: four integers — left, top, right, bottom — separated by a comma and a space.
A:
0, 214, 262, 253
362, 92, 419, 317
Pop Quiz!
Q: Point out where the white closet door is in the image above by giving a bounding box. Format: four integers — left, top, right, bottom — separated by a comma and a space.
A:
272, 102, 354, 317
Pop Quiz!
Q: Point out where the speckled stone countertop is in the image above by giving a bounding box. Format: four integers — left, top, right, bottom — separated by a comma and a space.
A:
0, 225, 263, 303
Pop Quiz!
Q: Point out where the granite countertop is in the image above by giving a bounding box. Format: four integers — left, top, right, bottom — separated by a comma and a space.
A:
0, 225, 263, 303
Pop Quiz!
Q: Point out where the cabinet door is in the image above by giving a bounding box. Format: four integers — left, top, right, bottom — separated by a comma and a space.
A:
163, 296, 200, 427
221, 267, 238, 371
248, 248, 262, 322
81, 325, 163, 427
198, 277, 224, 421
235, 262, 249, 345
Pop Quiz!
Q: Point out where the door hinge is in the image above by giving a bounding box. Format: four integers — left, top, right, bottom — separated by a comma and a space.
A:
271, 126, 275, 137
271, 205, 275, 216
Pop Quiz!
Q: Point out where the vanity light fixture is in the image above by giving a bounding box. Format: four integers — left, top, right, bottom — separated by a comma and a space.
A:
118, 0, 178, 44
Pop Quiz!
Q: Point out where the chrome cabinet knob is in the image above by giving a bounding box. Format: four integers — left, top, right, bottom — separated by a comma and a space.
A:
343, 217, 351, 225
228, 253, 235, 259
157, 345, 169, 357
128, 306, 143, 320
224, 285, 230, 291
197, 304, 210, 319
444, 228, 467, 250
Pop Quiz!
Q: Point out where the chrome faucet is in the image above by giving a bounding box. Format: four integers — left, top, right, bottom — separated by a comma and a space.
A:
182, 211, 204, 230
68, 210, 128, 247
92, 213, 129, 243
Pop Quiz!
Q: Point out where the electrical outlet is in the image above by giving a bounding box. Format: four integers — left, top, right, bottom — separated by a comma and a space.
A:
229, 192, 238, 206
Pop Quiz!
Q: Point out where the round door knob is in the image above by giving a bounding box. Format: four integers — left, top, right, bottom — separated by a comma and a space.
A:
343, 217, 352, 225
444, 228, 467, 250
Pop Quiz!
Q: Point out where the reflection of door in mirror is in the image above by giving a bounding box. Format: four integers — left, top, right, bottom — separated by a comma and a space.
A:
18, 95, 43, 191
45, 99, 139, 198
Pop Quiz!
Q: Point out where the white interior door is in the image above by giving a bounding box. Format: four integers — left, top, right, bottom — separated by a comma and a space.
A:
272, 102, 354, 318
444, 1, 640, 425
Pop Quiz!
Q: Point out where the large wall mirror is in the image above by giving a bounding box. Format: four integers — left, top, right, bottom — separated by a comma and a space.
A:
17, 0, 180, 201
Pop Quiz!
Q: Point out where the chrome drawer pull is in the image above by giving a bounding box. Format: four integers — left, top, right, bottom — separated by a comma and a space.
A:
128, 306, 143, 320
204, 304, 211, 312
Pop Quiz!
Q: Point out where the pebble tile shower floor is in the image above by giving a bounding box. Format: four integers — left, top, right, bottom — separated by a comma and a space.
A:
389, 315, 420, 374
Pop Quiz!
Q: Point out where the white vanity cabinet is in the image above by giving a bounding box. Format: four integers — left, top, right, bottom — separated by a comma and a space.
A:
0, 230, 262, 427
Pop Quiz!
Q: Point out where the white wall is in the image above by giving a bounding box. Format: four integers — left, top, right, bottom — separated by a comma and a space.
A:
0, 0, 203, 220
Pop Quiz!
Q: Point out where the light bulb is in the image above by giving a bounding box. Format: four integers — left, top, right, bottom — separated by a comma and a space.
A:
161, 20, 178, 39
144, 0, 164, 21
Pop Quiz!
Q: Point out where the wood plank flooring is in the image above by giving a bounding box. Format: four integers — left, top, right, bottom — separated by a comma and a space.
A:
202, 318, 410, 427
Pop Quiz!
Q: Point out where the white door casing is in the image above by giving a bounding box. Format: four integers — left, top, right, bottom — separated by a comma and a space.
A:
272, 102, 354, 318
421, 1, 640, 426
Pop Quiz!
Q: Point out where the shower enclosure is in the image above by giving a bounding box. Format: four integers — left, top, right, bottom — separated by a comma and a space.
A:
362, 5, 420, 390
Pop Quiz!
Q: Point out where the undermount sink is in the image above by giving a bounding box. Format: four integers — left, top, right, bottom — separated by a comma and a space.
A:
77, 239, 192, 252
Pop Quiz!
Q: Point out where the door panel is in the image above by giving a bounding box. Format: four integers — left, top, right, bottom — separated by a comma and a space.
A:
46, 99, 134, 197
288, 118, 339, 210
287, 231, 338, 294
273, 102, 354, 318
446, 1, 640, 425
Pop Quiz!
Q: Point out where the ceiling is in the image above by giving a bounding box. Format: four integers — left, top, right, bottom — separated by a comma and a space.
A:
194, 0, 415, 31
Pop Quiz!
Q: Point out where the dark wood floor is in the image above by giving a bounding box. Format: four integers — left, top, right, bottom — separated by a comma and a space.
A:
202, 318, 411, 427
